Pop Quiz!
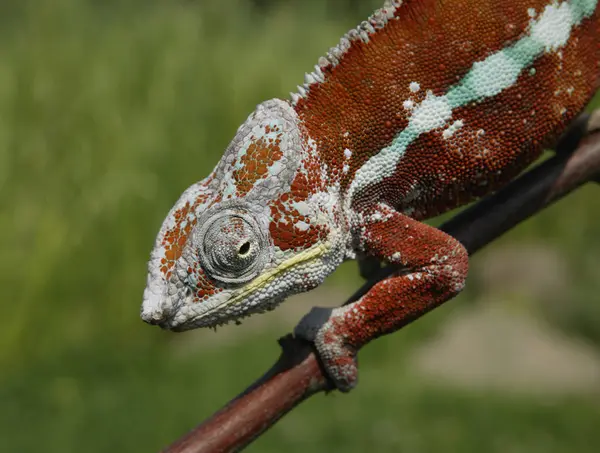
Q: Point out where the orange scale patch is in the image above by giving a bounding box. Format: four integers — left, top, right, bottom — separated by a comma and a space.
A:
160, 192, 211, 277
289, 173, 311, 201
269, 217, 328, 251
233, 131, 284, 196
268, 176, 328, 252
188, 267, 223, 303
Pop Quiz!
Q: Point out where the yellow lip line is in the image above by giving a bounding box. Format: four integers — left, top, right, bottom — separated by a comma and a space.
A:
195, 242, 330, 319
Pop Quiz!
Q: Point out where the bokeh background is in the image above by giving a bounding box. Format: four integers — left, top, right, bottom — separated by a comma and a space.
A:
2, 0, 600, 451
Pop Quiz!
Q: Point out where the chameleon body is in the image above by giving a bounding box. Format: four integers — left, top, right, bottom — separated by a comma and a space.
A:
142, 0, 600, 391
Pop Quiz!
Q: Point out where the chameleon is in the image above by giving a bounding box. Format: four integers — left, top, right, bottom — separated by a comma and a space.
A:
141, 0, 600, 392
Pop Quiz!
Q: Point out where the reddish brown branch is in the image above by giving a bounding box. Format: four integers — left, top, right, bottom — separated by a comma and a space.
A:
163, 111, 600, 453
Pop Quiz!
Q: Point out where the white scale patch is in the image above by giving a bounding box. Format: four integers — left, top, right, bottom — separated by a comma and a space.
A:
443, 119, 465, 139
410, 91, 452, 133
294, 220, 310, 231
292, 200, 312, 216
346, 0, 596, 202
391, 252, 402, 261
531, 1, 574, 50
409, 81, 421, 92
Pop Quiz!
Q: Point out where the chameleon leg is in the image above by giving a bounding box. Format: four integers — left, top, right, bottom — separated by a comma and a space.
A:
295, 203, 469, 392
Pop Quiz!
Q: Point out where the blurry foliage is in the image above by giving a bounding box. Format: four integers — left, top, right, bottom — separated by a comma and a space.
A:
1, 0, 599, 451
250, 0, 369, 14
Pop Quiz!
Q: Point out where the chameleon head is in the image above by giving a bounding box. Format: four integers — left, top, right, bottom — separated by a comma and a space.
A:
141, 99, 347, 331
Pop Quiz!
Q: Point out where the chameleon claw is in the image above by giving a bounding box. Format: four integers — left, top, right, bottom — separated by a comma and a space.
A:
295, 306, 359, 392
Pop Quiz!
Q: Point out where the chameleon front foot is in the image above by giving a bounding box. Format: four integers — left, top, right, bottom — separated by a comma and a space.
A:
294, 306, 359, 392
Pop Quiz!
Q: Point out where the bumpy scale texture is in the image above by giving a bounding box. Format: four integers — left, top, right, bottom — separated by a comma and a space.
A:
142, 0, 600, 391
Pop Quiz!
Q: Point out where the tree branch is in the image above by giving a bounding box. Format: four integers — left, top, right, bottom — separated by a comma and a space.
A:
163, 110, 600, 453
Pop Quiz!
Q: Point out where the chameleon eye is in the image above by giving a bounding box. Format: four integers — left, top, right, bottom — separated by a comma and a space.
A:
197, 208, 269, 285
238, 241, 251, 256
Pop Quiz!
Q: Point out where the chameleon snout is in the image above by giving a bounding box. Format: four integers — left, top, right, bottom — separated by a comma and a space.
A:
140, 282, 177, 328
140, 303, 170, 326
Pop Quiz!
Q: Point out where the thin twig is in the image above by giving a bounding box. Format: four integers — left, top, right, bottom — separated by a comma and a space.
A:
163, 110, 600, 453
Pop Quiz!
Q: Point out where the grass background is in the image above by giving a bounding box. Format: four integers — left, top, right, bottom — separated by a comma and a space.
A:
2, 0, 600, 451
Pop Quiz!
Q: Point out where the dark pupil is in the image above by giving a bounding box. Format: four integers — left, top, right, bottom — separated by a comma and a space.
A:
238, 241, 251, 256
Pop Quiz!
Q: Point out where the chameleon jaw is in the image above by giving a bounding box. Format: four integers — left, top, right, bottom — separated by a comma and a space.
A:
159, 242, 332, 331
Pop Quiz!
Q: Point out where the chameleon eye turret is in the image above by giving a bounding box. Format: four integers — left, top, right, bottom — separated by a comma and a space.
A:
144, 0, 600, 392
196, 205, 270, 285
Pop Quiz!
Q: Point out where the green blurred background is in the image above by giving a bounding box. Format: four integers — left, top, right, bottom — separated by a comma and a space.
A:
2, 0, 600, 451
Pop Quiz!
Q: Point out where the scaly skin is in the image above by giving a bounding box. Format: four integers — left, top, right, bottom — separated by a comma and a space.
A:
142, 0, 600, 391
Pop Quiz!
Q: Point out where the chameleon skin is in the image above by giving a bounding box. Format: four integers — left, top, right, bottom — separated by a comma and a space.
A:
142, 0, 600, 391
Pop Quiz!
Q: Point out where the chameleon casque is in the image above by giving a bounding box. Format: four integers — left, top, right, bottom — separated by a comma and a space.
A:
142, 0, 600, 391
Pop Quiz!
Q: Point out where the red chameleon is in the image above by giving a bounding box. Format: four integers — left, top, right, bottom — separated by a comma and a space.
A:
141, 0, 600, 392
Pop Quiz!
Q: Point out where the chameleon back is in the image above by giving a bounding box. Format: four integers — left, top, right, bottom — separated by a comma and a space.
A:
294, 0, 600, 219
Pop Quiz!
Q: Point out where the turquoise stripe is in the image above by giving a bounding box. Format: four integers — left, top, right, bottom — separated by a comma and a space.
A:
446, 0, 596, 108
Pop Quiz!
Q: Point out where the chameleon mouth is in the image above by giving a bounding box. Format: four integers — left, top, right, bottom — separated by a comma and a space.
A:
161, 242, 331, 331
